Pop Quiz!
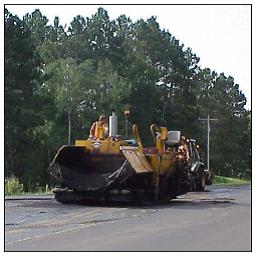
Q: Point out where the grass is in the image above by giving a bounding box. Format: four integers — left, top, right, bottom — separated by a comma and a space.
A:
213, 175, 251, 186
5, 187, 53, 196
5, 176, 53, 196
5, 176, 24, 196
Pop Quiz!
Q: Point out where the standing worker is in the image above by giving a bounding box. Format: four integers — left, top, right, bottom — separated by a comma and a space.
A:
89, 115, 108, 139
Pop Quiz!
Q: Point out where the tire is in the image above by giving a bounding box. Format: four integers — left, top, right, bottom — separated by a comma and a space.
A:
205, 173, 212, 185
190, 175, 197, 191
54, 192, 70, 204
196, 171, 206, 191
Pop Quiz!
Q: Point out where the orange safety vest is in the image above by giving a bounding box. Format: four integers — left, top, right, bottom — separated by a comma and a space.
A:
91, 121, 107, 139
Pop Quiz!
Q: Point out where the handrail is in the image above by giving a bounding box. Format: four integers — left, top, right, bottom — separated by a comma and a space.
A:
150, 124, 160, 143
132, 124, 143, 150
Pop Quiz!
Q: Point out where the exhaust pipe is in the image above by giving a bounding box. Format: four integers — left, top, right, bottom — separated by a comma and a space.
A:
109, 109, 118, 137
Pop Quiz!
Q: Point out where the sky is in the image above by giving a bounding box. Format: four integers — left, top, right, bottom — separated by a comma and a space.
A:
5, 4, 252, 110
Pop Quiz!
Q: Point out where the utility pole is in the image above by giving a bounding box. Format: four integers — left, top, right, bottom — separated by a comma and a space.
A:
199, 114, 218, 174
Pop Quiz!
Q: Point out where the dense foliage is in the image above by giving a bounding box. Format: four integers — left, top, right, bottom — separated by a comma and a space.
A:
4, 7, 251, 190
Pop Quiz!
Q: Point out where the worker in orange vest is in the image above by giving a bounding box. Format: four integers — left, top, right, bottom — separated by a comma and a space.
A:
89, 115, 108, 139
178, 136, 190, 162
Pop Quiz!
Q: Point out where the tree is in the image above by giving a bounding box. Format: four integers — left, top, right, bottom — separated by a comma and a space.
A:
86, 7, 117, 61
73, 58, 132, 137
44, 58, 85, 144
195, 69, 249, 176
23, 9, 49, 48
5, 9, 48, 187
94, 59, 131, 113
23, 9, 68, 64
66, 15, 90, 62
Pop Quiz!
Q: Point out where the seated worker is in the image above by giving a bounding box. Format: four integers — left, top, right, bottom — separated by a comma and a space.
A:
89, 115, 108, 139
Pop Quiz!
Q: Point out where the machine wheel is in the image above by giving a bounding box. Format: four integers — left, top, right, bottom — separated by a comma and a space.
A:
196, 171, 206, 191
54, 189, 83, 204
205, 173, 213, 185
190, 175, 197, 191
54, 191, 71, 204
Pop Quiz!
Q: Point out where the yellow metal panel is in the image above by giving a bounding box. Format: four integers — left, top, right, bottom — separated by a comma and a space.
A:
160, 127, 168, 140
159, 154, 173, 175
97, 140, 109, 153
145, 154, 159, 172
108, 140, 122, 154
75, 139, 124, 154
145, 153, 174, 175
120, 146, 154, 173
75, 140, 92, 148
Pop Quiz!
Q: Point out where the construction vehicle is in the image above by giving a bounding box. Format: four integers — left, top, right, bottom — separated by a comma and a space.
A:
186, 139, 212, 191
50, 111, 211, 204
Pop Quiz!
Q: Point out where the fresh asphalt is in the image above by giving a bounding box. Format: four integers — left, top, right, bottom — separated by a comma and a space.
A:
5, 185, 251, 251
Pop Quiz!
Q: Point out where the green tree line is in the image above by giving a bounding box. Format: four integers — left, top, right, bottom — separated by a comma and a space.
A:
4, 7, 251, 190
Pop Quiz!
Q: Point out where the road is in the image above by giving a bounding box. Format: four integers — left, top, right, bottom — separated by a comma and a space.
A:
5, 185, 251, 251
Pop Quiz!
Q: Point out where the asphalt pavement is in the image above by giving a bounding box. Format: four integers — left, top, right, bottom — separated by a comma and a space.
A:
5, 185, 251, 251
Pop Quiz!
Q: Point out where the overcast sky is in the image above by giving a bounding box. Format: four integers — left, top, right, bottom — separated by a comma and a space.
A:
6, 4, 251, 110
